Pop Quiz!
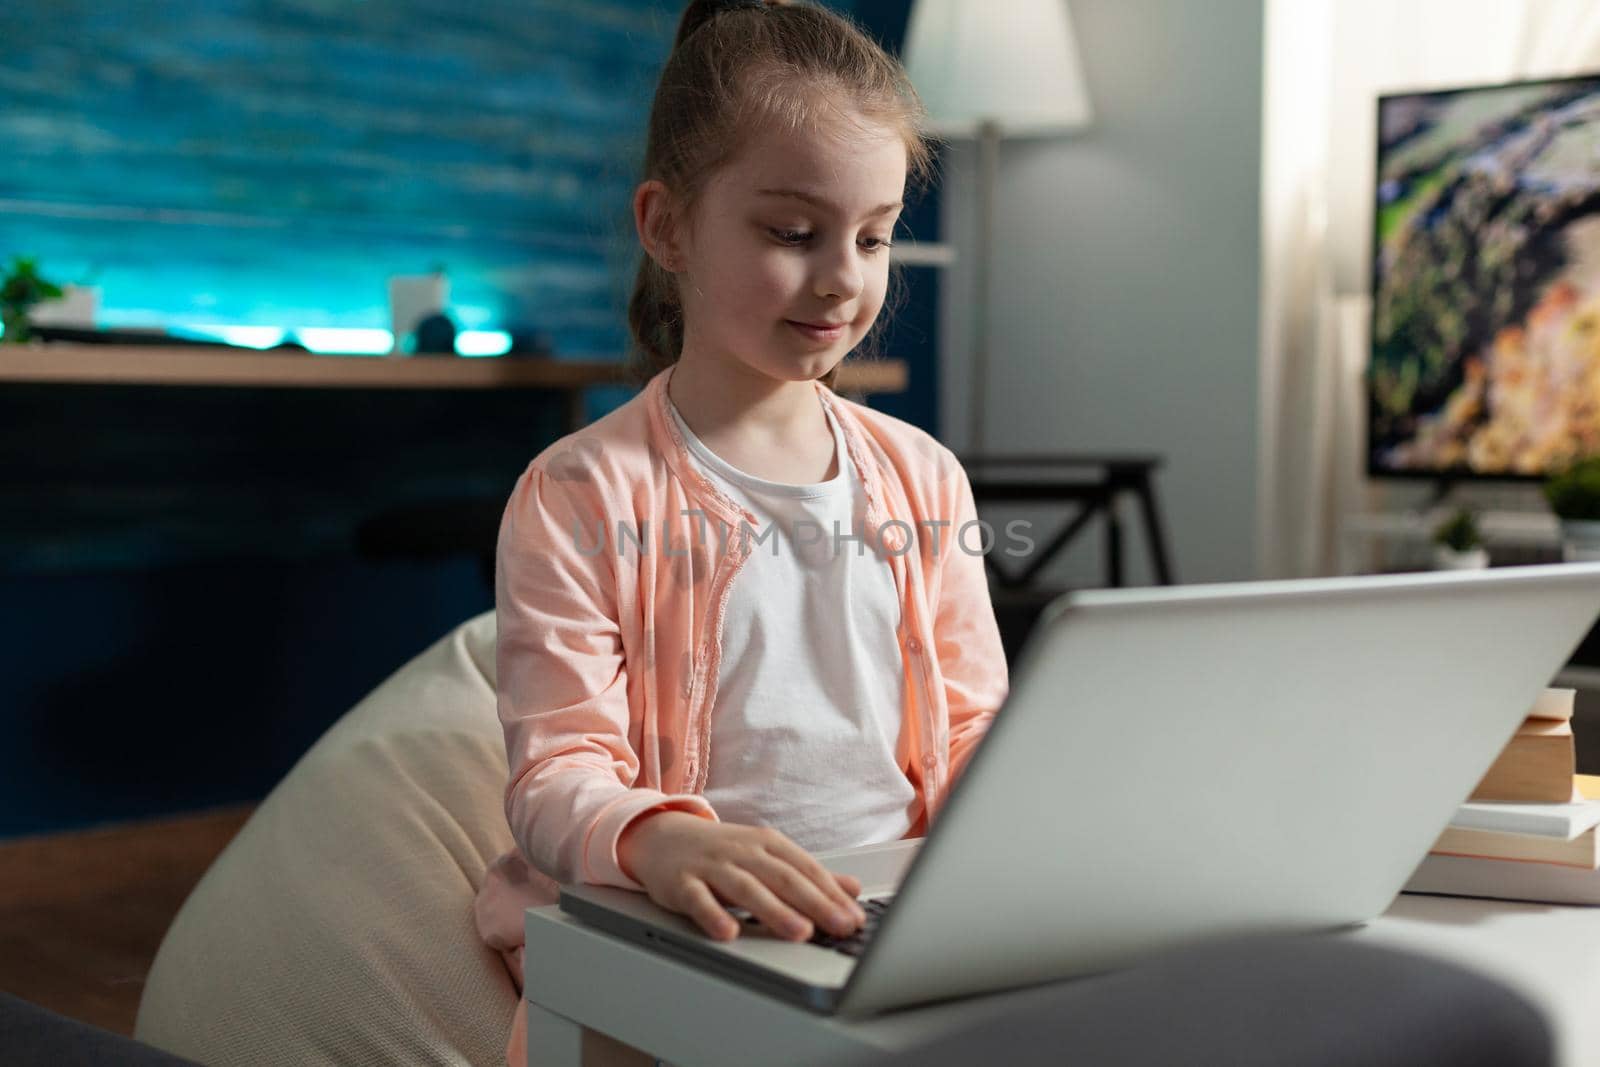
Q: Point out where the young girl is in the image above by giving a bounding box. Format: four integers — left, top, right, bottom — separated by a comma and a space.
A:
473, 0, 1010, 1062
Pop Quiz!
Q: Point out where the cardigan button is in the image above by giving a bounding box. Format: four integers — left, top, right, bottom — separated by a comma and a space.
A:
921, 754, 937, 770
905, 636, 922, 655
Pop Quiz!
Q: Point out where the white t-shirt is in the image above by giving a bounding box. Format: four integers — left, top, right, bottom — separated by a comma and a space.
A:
666, 393, 918, 852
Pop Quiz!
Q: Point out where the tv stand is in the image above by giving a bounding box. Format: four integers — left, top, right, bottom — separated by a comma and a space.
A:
1337, 507, 1560, 576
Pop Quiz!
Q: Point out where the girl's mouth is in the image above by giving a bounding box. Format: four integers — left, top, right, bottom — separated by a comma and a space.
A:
786, 320, 847, 342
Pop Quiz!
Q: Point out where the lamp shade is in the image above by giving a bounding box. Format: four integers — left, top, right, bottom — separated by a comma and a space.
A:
903, 0, 1093, 138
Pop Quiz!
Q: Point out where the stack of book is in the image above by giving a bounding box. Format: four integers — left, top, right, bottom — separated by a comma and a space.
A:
1467, 687, 1579, 802
1404, 687, 1600, 904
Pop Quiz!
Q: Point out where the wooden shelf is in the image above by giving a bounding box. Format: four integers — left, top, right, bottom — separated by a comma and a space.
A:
0, 344, 908, 394
0, 345, 621, 389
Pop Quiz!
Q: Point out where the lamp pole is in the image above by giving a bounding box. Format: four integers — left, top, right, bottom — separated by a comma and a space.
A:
903, 0, 1093, 454
968, 117, 1001, 456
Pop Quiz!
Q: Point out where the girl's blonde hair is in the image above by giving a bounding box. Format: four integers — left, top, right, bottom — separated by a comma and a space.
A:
626, 0, 939, 390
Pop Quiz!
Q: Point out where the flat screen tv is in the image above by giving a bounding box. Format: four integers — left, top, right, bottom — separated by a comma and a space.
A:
1369, 72, 1600, 480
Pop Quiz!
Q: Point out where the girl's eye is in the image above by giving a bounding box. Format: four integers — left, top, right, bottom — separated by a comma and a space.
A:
768, 229, 894, 253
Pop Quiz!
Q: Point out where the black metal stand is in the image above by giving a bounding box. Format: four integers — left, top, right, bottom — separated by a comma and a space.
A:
958, 453, 1176, 589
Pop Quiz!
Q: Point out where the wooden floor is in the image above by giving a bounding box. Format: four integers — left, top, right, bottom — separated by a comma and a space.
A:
0, 804, 255, 1035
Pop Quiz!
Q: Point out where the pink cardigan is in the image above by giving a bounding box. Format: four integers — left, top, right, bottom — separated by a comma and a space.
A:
473, 363, 1010, 981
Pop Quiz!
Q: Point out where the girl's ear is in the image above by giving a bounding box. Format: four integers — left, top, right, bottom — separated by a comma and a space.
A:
634, 179, 687, 273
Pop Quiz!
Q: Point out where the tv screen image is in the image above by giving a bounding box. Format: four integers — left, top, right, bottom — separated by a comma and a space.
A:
1369, 73, 1600, 479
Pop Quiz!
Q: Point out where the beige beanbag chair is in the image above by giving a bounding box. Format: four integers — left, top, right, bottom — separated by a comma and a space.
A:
135, 611, 518, 1066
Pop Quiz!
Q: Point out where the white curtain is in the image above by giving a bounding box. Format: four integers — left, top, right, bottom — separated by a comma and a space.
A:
1258, 0, 1600, 579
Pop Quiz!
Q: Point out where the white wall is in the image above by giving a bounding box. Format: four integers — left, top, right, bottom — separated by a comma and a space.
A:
937, 0, 1265, 586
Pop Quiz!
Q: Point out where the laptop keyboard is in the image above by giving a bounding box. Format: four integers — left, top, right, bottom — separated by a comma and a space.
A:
732, 895, 894, 956
807, 896, 893, 957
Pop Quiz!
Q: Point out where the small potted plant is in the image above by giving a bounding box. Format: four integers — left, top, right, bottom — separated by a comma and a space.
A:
0, 255, 64, 344
1543, 455, 1600, 562
1431, 506, 1488, 570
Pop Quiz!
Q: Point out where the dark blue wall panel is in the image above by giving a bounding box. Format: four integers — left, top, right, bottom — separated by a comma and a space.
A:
0, 0, 683, 353
0, 0, 954, 839
849, 0, 940, 437
0, 557, 493, 837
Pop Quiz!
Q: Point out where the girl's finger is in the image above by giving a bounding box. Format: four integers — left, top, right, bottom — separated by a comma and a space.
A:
763, 838, 867, 922
673, 878, 740, 941
748, 854, 862, 937
707, 866, 812, 941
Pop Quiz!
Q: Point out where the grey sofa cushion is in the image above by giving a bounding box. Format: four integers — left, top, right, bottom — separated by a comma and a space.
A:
1, 991, 202, 1066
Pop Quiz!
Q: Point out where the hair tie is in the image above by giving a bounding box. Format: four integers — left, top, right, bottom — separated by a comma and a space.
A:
674, 0, 774, 55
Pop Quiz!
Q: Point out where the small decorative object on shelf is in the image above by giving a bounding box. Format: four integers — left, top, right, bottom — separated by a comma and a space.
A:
388, 268, 449, 355
413, 311, 458, 355
1431, 506, 1488, 570
1544, 455, 1600, 562
0, 255, 65, 344
30, 284, 101, 329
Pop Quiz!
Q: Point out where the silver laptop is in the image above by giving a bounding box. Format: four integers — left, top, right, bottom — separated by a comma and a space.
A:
560, 562, 1600, 1017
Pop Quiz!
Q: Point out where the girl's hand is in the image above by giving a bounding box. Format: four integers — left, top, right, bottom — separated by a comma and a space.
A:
616, 810, 867, 942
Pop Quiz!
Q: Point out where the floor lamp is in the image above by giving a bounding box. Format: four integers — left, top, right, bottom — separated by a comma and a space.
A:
902, 0, 1094, 454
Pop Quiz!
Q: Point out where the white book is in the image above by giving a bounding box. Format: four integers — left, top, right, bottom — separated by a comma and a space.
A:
1404, 852, 1600, 907
1450, 797, 1600, 840
1529, 687, 1577, 722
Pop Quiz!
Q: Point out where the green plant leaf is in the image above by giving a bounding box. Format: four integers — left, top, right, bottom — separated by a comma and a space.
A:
1431, 507, 1482, 551
1544, 456, 1600, 521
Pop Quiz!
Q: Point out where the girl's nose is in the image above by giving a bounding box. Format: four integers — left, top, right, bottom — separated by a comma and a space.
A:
814, 246, 865, 302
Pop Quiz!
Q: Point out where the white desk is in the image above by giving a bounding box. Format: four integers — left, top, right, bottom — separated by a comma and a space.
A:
524, 891, 1600, 1067
1360, 894, 1600, 1065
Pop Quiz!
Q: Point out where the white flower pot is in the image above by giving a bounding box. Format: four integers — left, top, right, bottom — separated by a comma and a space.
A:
30, 284, 101, 328
1432, 545, 1489, 570
1560, 519, 1600, 563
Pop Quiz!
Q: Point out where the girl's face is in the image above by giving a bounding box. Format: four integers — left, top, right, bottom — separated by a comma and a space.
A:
662, 113, 907, 384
